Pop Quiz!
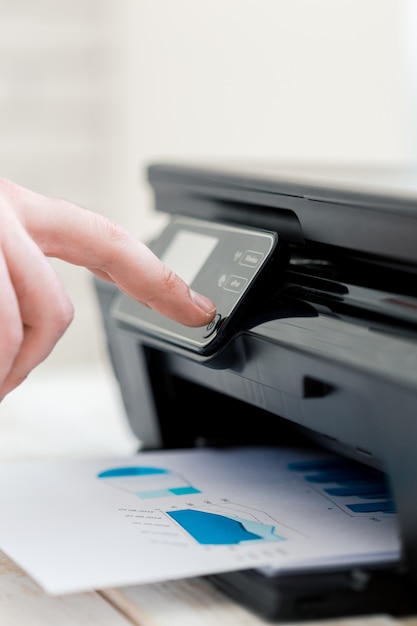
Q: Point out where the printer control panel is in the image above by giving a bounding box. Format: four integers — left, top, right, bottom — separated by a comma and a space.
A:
110, 216, 287, 356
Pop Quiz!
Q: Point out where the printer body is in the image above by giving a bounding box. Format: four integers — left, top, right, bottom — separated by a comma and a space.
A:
94, 162, 417, 620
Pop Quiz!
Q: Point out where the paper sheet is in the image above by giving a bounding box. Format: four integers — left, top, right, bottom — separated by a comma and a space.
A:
0, 446, 400, 595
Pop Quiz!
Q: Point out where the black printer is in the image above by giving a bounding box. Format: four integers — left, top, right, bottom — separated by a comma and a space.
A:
94, 161, 417, 621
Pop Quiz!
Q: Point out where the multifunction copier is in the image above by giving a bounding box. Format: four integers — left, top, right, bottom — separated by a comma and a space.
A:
94, 161, 417, 620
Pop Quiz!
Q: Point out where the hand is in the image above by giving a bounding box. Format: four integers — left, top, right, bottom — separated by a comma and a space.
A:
0, 178, 216, 400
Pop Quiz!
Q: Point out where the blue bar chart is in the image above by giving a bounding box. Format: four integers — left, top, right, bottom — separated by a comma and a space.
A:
287, 458, 395, 515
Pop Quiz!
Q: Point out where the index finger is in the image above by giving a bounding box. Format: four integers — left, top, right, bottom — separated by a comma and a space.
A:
17, 188, 217, 327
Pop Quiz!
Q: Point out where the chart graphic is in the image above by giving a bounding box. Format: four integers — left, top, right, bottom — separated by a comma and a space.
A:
288, 458, 395, 515
167, 508, 285, 545
97, 465, 201, 499
97, 465, 287, 546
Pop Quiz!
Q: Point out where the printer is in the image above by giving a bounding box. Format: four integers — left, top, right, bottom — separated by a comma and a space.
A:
94, 161, 417, 620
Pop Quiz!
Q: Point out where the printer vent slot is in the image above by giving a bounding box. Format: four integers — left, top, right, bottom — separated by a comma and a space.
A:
303, 376, 335, 398
289, 242, 417, 297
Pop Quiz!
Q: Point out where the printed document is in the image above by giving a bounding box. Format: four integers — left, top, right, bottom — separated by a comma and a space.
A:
0, 446, 400, 594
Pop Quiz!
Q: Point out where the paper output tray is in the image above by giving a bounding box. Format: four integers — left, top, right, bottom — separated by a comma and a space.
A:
208, 562, 417, 621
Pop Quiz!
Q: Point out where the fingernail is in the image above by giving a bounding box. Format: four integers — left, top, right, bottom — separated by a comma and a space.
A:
191, 290, 216, 317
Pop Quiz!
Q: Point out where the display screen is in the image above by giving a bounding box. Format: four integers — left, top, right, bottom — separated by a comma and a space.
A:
160, 229, 219, 286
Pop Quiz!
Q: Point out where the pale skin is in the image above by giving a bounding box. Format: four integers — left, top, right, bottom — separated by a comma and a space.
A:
0, 178, 216, 401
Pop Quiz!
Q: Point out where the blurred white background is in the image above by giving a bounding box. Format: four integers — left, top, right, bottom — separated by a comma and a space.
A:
0, 0, 416, 458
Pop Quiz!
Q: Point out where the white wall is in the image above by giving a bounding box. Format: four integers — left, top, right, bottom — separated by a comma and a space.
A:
130, 0, 410, 164
0, 0, 414, 374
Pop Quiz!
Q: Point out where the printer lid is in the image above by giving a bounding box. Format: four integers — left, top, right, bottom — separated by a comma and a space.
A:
147, 161, 417, 266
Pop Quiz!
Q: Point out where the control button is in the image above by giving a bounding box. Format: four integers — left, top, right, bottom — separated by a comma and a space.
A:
203, 313, 222, 338
239, 250, 264, 268
217, 273, 227, 288
223, 275, 248, 293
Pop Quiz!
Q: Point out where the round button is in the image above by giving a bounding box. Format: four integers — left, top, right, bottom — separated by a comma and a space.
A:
203, 313, 222, 338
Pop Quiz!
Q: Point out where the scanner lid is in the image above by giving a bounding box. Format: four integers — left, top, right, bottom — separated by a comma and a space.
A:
147, 161, 417, 265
